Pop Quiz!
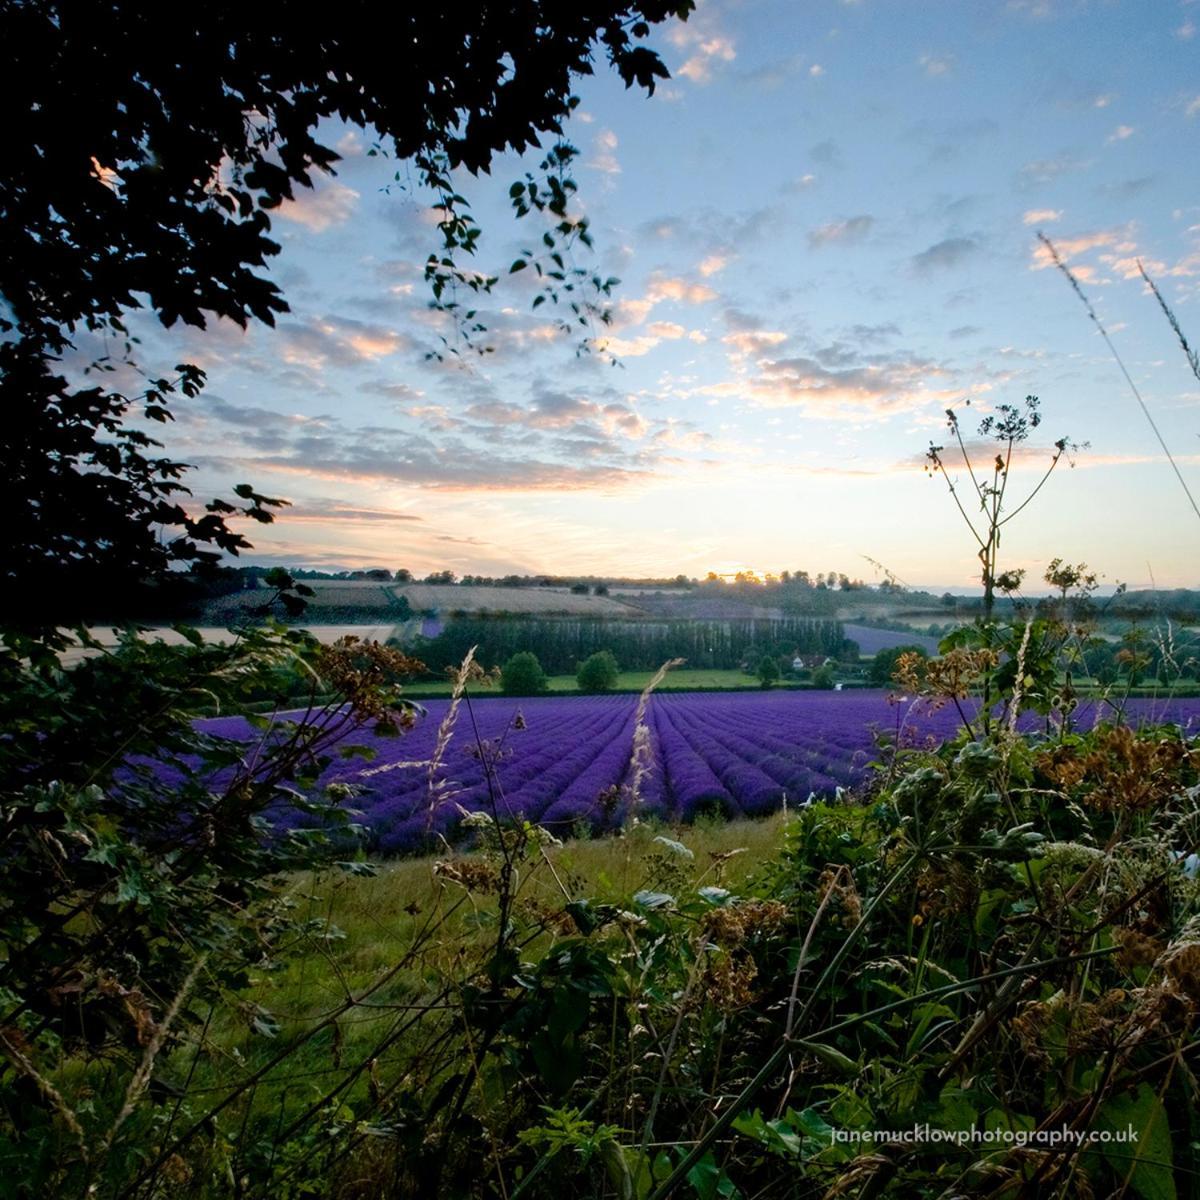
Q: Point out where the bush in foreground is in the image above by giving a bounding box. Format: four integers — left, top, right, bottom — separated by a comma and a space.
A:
11, 709, 1195, 1200
8, 615, 1200, 1199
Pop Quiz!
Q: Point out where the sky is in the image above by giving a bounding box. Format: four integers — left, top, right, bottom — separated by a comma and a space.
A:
101, 0, 1200, 590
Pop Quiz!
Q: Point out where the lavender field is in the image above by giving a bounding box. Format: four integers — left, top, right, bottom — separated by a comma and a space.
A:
208, 691, 1200, 854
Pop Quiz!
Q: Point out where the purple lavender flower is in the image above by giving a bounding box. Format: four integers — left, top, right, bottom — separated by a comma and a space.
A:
192, 691, 1200, 853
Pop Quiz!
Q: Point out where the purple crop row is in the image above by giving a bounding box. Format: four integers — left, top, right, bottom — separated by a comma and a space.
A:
194, 691, 1200, 854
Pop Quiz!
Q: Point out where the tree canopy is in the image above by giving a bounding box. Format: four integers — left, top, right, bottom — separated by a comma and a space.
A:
577, 649, 620, 692
0, 0, 692, 629
756, 655, 780, 688
501, 651, 549, 696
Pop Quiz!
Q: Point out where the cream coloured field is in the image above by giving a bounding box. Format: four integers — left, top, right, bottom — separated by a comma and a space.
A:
56, 624, 399, 667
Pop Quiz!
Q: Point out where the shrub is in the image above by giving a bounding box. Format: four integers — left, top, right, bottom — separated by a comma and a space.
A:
577, 649, 620, 693
501, 650, 549, 695
756, 655, 780, 688
811, 665, 835, 689
0, 625, 420, 1193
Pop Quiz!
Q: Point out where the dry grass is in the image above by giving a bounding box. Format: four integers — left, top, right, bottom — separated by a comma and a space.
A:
57, 624, 401, 667
209, 581, 399, 617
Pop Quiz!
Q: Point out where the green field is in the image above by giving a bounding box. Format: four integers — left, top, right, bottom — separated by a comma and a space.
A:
401, 666, 804, 697
160, 816, 793, 1157
250, 814, 786, 1027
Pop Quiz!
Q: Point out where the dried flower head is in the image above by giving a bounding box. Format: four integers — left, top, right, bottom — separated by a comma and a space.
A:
1113, 927, 1164, 973
433, 858, 500, 893
1038, 726, 1200, 813
315, 637, 425, 725
818, 866, 863, 927
701, 949, 758, 1011
701, 900, 789, 946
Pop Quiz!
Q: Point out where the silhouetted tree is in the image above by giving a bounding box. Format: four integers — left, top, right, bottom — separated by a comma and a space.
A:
1, 0, 691, 630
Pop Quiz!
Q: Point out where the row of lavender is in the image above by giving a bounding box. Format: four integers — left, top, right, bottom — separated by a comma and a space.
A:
210, 691, 1200, 853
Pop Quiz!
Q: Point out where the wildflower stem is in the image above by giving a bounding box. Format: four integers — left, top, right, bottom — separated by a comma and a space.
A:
1041, 232, 1200, 525
646, 943, 1117, 1200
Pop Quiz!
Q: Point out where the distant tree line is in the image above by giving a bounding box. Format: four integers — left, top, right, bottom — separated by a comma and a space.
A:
411, 616, 854, 675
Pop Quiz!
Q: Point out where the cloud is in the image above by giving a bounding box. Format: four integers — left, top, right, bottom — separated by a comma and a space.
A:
849, 322, 901, 341
808, 215, 874, 248
465, 390, 639, 434
361, 380, 426, 404
1024, 209, 1063, 225
911, 237, 981, 273
284, 501, 425, 525
641, 219, 681, 244
646, 320, 687, 339
636, 206, 776, 252
589, 129, 621, 175
1006, 0, 1054, 18
1177, 19, 1196, 39
594, 333, 671, 358
651, 418, 714, 451
201, 396, 665, 492
1098, 176, 1157, 200
647, 274, 719, 305
334, 130, 366, 158
1099, 242, 1200, 283
1017, 154, 1091, 186
722, 329, 789, 357
1029, 225, 1137, 275
918, 444, 1200, 474
677, 40, 736, 83
739, 53, 807, 88
698, 254, 729, 276
246, 444, 650, 492
278, 316, 410, 369
606, 270, 717, 338
202, 397, 330, 432
89, 157, 120, 191
276, 180, 359, 232
710, 350, 963, 420
669, 16, 736, 84
911, 440, 1066, 471
906, 118, 999, 166
1187, 96, 1200, 118
1106, 124, 1135, 143
918, 53, 954, 76
170, 396, 335, 452
614, 273, 715, 324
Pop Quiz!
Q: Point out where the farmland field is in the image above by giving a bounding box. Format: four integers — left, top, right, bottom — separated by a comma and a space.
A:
400, 667, 808, 695
209, 690, 1200, 854
207, 579, 401, 618
56, 623, 404, 668
842, 622, 941, 655
393, 582, 644, 616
